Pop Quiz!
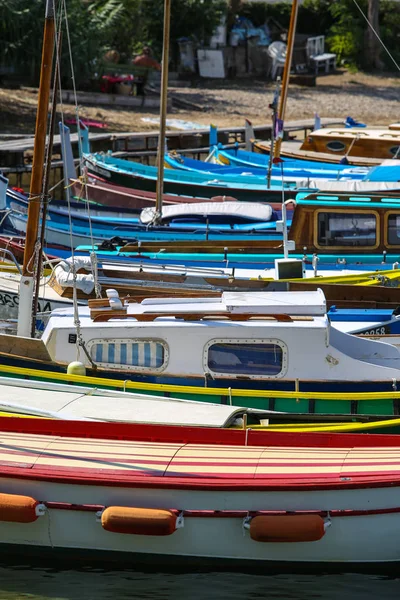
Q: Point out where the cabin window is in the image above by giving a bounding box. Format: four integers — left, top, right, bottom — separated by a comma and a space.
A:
88, 338, 168, 371
390, 146, 400, 156
387, 214, 400, 245
326, 141, 346, 152
205, 339, 287, 379
317, 212, 376, 247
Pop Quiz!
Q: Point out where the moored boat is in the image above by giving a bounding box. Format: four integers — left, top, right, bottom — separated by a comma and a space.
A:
1, 416, 400, 566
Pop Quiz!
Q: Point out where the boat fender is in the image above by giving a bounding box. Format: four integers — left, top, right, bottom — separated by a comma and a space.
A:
101, 507, 183, 536
246, 515, 326, 543
67, 361, 86, 376
0, 493, 46, 523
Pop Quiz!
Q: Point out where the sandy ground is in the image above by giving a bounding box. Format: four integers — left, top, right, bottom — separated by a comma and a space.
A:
0, 70, 399, 135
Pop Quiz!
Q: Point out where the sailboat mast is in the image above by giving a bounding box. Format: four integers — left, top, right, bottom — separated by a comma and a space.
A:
273, 0, 299, 159
17, 0, 56, 337
154, 0, 171, 222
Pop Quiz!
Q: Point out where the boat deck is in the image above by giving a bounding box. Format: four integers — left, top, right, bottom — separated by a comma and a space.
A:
0, 420, 400, 490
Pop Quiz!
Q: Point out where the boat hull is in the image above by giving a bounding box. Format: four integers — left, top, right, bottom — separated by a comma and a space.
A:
1, 422, 400, 565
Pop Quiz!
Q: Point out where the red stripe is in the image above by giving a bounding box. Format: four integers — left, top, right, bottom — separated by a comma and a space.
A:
2, 416, 400, 449
1, 464, 400, 491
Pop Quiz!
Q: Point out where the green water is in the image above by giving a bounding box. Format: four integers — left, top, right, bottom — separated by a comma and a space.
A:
0, 566, 398, 600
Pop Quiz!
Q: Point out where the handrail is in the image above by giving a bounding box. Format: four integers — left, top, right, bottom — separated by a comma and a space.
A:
0, 249, 22, 274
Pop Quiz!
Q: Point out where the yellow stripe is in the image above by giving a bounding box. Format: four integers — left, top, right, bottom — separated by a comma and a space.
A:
1, 363, 400, 402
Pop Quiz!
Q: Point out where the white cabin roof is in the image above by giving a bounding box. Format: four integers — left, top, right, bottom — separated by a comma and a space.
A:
134, 289, 326, 317
139, 201, 273, 224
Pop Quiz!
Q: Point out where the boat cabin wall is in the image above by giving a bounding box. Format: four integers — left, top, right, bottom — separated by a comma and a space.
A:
291, 202, 400, 256
300, 130, 400, 159
43, 317, 400, 382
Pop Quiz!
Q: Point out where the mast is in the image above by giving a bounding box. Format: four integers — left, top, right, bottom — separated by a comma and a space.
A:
273, 0, 299, 159
17, 0, 56, 337
154, 0, 171, 223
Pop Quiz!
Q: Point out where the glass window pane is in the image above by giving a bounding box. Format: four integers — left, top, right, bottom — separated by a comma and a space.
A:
317, 212, 376, 247
387, 214, 400, 245
208, 343, 283, 376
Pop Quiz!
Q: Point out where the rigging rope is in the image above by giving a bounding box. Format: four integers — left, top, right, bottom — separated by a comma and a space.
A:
57, 0, 97, 368
352, 0, 400, 72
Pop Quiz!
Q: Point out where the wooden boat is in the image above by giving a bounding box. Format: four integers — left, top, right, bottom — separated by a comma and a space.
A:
4, 187, 288, 251
210, 144, 371, 177
2, 375, 400, 433
83, 152, 309, 204
83, 153, 400, 204
18, 289, 400, 397
70, 173, 233, 212
165, 151, 370, 181
1, 416, 400, 566
77, 194, 400, 271
300, 126, 400, 159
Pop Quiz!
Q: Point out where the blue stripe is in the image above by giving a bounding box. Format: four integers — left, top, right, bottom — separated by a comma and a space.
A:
95, 344, 103, 363
131, 343, 138, 366
144, 342, 151, 367
120, 343, 127, 365
108, 343, 115, 364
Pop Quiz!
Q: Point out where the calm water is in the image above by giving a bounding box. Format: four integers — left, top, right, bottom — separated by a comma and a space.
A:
0, 566, 399, 600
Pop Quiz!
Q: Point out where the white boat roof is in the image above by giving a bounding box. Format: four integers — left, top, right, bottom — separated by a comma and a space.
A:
134, 289, 327, 316
308, 180, 400, 192
0, 379, 258, 427
139, 201, 273, 224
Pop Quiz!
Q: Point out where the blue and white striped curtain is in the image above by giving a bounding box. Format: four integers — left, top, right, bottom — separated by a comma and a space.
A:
91, 340, 165, 368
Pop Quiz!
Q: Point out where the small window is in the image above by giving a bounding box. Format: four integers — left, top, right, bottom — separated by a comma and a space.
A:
89, 339, 167, 371
326, 141, 346, 152
387, 213, 400, 245
390, 146, 400, 156
206, 340, 286, 378
317, 212, 376, 247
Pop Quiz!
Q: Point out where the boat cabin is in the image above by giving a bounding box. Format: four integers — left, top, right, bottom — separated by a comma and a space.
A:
300, 127, 400, 159
42, 290, 400, 385
291, 194, 400, 257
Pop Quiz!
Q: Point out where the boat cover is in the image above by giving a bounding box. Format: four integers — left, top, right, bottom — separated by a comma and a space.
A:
138, 289, 327, 316
139, 201, 273, 225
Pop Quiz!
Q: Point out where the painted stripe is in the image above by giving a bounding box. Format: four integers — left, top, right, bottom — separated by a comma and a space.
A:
120, 343, 127, 365
95, 344, 103, 363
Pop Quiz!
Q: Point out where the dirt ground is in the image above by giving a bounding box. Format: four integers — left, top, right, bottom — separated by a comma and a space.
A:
0, 70, 399, 135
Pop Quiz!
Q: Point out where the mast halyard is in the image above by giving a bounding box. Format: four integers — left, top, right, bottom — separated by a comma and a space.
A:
154, 0, 172, 224
17, 0, 56, 337
273, 0, 299, 159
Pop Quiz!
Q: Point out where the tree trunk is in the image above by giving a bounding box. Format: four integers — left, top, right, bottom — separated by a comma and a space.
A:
366, 0, 384, 70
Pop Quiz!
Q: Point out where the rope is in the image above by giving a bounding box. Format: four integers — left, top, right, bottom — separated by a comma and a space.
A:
62, 0, 100, 298
352, 0, 400, 72
56, 0, 96, 368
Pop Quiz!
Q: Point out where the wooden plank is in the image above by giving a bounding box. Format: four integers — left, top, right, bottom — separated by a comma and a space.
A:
0, 334, 52, 362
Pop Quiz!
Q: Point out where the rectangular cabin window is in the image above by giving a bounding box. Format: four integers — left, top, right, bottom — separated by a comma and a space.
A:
317, 212, 376, 247
90, 339, 167, 371
387, 214, 400, 245
207, 342, 284, 377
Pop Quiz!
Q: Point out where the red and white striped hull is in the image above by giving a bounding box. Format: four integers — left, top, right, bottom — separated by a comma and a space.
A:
0, 419, 400, 566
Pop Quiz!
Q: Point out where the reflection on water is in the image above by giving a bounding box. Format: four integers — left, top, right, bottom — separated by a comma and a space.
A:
0, 566, 398, 600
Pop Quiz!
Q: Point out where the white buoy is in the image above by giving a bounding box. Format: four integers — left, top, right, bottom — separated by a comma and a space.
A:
67, 361, 86, 376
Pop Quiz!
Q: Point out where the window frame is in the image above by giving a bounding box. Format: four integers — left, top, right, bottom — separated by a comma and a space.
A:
384, 210, 400, 248
87, 337, 169, 372
313, 208, 380, 251
325, 140, 347, 152
203, 338, 288, 380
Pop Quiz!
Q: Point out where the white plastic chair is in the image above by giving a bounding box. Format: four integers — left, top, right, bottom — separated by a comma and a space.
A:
267, 41, 287, 80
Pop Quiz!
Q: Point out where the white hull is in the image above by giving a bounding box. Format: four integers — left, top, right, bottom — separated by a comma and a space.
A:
1, 477, 400, 564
